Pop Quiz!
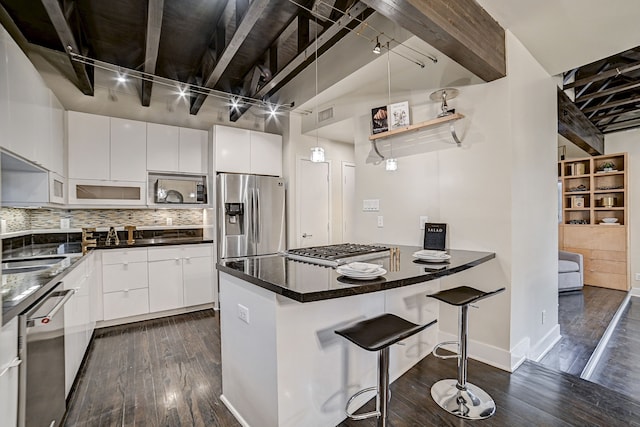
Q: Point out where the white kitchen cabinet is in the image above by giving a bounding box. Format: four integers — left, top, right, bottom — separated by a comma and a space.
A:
49, 172, 66, 205
110, 118, 147, 181
68, 111, 111, 180
214, 125, 282, 176
147, 123, 179, 172
0, 317, 19, 427
0, 28, 9, 153
102, 248, 149, 320
179, 128, 208, 174
214, 125, 251, 173
63, 258, 91, 397
183, 255, 214, 306
250, 131, 282, 176
148, 258, 184, 312
48, 94, 65, 176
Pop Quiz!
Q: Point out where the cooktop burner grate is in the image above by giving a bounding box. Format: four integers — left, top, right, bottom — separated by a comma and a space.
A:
285, 243, 389, 266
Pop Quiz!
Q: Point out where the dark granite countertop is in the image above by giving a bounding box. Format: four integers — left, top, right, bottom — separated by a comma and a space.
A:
95, 237, 213, 249
216, 246, 495, 303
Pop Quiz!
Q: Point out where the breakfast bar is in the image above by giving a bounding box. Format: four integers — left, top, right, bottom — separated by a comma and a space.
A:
216, 246, 495, 427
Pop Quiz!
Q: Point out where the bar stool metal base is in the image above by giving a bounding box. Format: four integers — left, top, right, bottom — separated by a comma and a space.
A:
431, 379, 496, 420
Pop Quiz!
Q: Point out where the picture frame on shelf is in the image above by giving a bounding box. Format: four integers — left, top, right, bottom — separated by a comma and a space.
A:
389, 101, 410, 130
371, 106, 388, 134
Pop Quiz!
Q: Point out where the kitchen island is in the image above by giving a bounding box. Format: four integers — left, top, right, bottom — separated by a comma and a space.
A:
216, 246, 495, 427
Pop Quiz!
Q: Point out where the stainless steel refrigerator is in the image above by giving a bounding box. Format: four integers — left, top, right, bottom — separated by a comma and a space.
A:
217, 173, 286, 259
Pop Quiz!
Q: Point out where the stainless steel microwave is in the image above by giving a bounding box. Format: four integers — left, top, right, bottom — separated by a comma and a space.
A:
155, 179, 207, 204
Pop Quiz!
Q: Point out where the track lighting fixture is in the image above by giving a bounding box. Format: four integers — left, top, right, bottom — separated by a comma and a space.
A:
373, 36, 381, 54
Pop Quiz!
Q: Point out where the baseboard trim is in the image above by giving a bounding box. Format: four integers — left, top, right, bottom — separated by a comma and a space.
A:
436, 331, 513, 372
530, 324, 562, 362
581, 292, 632, 380
220, 395, 251, 427
95, 303, 214, 329
630, 287, 640, 297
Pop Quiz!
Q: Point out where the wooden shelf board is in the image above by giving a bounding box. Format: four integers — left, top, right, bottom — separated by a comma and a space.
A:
594, 207, 625, 210
594, 189, 624, 194
368, 113, 464, 141
564, 191, 590, 195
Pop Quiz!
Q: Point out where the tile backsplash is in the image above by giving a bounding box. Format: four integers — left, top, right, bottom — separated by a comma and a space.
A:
0, 208, 205, 233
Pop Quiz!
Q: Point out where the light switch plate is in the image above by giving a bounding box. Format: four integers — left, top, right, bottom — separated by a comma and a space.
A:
419, 216, 429, 229
377, 216, 384, 227
363, 199, 380, 212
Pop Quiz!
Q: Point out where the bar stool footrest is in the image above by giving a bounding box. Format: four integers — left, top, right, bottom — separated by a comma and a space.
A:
345, 386, 390, 421
430, 379, 496, 420
432, 340, 459, 360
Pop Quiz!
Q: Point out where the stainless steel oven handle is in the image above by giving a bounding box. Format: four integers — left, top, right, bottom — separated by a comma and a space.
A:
0, 357, 21, 377
31, 288, 75, 326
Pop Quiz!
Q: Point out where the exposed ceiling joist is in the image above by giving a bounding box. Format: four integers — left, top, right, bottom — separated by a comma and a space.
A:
141, 0, 164, 107
361, 0, 505, 82
564, 60, 640, 90
557, 88, 604, 156
230, 1, 371, 122
599, 115, 640, 133
0, 2, 28, 52
190, 0, 270, 115
582, 94, 640, 114
40, 0, 94, 96
577, 80, 640, 103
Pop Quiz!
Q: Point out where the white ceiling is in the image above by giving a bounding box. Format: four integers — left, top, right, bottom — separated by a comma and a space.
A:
476, 0, 640, 75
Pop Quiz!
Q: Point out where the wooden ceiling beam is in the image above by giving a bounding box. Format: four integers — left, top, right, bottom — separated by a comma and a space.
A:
141, 0, 165, 107
601, 117, 640, 133
190, 0, 270, 115
592, 106, 640, 123
582, 94, 640, 114
361, 0, 505, 82
41, 0, 94, 96
576, 80, 640, 103
229, 1, 371, 122
557, 88, 604, 156
564, 60, 640, 89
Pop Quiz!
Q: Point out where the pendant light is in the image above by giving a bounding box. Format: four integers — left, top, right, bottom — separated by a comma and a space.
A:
310, 7, 325, 163
384, 42, 397, 171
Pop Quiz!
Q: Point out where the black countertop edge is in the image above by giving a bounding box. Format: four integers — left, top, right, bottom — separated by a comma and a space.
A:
95, 238, 213, 249
2, 255, 86, 325
216, 250, 496, 303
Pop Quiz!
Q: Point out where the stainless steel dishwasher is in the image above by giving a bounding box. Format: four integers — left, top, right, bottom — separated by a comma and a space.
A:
18, 282, 74, 427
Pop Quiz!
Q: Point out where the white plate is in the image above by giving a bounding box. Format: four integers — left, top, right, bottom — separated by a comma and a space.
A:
413, 253, 451, 261
336, 267, 386, 279
414, 257, 450, 263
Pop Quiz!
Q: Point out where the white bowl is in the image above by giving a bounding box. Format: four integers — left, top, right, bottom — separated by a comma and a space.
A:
602, 218, 618, 223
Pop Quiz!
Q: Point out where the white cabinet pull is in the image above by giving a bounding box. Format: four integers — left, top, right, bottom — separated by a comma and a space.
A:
0, 358, 21, 377
185, 256, 190, 261
123, 288, 129, 292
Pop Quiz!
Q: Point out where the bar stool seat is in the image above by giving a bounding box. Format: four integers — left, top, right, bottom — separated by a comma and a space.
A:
427, 286, 505, 420
336, 314, 437, 426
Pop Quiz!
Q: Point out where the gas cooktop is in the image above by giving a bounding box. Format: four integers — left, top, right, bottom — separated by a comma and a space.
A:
285, 243, 389, 267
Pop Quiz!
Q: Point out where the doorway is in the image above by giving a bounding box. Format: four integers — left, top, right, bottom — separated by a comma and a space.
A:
296, 157, 331, 247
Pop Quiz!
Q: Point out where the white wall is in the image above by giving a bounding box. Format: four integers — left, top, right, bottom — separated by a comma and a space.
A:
605, 129, 639, 292
349, 31, 559, 370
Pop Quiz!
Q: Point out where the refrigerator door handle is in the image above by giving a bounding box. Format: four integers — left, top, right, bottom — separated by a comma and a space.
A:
255, 188, 260, 243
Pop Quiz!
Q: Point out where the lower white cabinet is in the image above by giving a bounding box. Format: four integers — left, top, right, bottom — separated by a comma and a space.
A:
101, 248, 149, 320
183, 255, 214, 307
0, 317, 19, 427
148, 258, 184, 312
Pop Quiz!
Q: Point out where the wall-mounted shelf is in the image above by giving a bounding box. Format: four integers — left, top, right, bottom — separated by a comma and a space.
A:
369, 113, 464, 142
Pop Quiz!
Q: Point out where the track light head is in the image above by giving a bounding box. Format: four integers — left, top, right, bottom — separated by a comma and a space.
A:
373, 36, 381, 54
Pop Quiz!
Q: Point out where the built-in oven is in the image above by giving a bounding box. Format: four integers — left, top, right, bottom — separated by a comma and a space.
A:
18, 282, 74, 427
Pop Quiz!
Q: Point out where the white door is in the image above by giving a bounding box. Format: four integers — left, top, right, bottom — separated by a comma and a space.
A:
297, 158, 330, 247
342, 162, 356, 242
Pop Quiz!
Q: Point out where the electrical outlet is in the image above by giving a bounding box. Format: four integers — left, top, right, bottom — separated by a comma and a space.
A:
377, 216, 384, 227
238, 304, 250, 324
541, 310, 546, 325
635, 273, 640, 281
420, 216, 429, 229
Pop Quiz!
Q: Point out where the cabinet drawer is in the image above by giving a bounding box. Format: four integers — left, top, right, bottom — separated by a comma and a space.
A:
182, 244, 213, 259
587, 259, 626, 275
584, 271, 627, 290
591, 250, 626, 262
103, 288, 149, 320
102, 248, 148, 265
147, 246, 183, 261
102, 262, 148, 293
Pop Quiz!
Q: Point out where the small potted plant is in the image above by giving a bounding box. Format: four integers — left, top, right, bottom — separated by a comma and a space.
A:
601, 161, 615, 172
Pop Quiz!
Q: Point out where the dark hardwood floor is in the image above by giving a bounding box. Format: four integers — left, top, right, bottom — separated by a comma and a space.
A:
588, 296, 640, 395
64, 308, 640, 427
538, 285, 627, 376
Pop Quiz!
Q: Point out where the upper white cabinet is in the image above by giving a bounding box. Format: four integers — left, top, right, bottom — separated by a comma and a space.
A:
48, 94, 65, 177
147, 123, 179, 172
250, 131, 282, 176
0, 29, 9, 154
214, 125, 282, 176
147, 123, 208, 174
179, 127, 208, 174
68, 111, 110, 180
110, 118, 147, 181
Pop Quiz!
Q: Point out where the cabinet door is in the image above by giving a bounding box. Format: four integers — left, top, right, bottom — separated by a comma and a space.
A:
0, 318, 19, 427
179, 128, 208, 174
183, 256, 213, 306
250, 131, 282, 176
110, 118, 147, 181
103, 288, 149, 321
49, 93, 65, 176
214, 125, 251, 173
0, 30, 9, 152
148, 259, 184, 312
68, 111, 110, 180
147, 123, 179, 172
102, 262, 148, 293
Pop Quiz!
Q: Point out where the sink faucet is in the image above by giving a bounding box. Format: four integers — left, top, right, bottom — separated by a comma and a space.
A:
81, 228, 97, 255
125, 225, 136, 245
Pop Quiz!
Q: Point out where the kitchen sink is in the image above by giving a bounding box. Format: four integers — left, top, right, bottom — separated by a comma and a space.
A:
2, 256, 69, 274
